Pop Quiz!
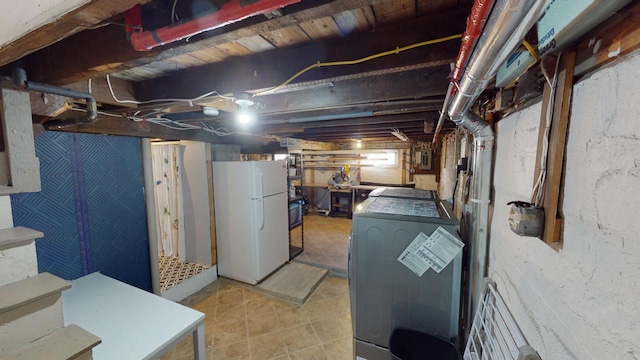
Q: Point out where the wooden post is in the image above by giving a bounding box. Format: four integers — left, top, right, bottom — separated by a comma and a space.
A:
541, 50, 576, 247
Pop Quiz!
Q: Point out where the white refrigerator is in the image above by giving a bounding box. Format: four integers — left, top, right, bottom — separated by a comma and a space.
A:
212, 160, 289, 285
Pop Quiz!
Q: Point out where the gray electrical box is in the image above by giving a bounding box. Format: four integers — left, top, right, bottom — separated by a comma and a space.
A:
349, 196, 462, 359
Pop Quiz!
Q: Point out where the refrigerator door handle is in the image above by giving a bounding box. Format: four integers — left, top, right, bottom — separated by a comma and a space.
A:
257, 171, 265, 230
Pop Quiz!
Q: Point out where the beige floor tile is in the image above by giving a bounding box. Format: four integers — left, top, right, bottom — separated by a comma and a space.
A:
290, 345, 329, 360
211, 318, 248, 347
323, 336, 353, 360
282, 323, 321, 353
211, 339, 251, 360
277, 306, 310, 329
312, 318, 352, 343
302, 298, 340, 323
216, 303, 246, 324
172, 336, 194, 358
243, 287, 265, 302
245, 297, 276, 317
217, 288, 245, 306
249, 331, 288, 360
247, 311, 281, 337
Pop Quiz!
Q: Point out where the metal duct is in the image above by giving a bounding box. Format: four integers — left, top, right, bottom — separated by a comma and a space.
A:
445, 0, 553, 332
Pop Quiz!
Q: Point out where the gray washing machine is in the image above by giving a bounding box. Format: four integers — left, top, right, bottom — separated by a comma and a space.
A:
349, 196, 461, 359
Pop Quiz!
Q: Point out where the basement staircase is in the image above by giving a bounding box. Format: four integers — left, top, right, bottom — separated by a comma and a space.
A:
0, 88, 101, 359
0, 228, 101, 359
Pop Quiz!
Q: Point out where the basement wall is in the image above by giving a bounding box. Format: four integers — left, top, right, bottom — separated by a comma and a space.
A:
489, 51, 640, 359
0, 195, 38, 287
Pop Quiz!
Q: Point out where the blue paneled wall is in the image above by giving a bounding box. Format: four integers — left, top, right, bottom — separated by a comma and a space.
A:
11, 131, 151, 291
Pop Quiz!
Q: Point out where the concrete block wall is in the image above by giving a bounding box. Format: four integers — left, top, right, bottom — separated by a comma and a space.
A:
489, 51, 640, 359
0, 196, 38, 287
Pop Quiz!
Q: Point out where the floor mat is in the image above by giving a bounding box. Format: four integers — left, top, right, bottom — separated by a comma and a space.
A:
159, 253, 209, 292
257, 262, 328, 304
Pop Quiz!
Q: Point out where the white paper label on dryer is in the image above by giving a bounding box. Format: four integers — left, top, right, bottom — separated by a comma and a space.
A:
398, 227, 464, 276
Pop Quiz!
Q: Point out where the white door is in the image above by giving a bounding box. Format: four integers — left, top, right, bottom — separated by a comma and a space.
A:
253, 193, 289, 281
252, 161, 286, 198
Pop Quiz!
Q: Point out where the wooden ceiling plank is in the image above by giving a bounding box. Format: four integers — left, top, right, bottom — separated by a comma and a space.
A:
168, 54, 209, 68
236, 35, 277, 53
334, 8, 373, 35
215, 42, 254, 57
136, 10, 466, 100
298, 17, 344, 40
23, 0, 388, 85
373, 0, 416, 25
0, 0, 147, 67
188, 48, 230, 63
261, 26, 311, 47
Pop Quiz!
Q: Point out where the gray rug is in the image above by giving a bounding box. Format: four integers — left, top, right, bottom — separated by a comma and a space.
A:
257, 262, 328, 304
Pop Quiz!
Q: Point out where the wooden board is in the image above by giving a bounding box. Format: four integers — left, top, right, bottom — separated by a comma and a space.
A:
372, 0, 416, 24
260, 25, 311, 47
332, 8, 372, 35
575, 0, 640, 76
541, 50, 576, 247
298, 16, 344, 39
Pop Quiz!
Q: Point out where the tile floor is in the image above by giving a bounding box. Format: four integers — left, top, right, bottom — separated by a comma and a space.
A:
161, 214, 354, 359
294, 213, 352, 275
160, 276, 353, 360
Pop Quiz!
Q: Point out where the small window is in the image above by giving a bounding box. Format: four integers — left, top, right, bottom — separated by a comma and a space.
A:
361, 150, 397, 166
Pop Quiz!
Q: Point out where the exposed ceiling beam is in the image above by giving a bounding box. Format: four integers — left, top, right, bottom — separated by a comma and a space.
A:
253, 66, 451, 115
0, 0, 147, 68
136, 9, 467, 100
22, 0, 389, 85
255, 112, 438, 130
46, 117, 279, 147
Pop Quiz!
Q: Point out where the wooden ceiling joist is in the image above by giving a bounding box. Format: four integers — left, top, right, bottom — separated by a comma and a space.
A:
21, 0, 390, 85
135, 9, 467, 100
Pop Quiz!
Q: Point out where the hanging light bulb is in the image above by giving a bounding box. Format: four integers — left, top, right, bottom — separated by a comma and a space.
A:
234, 94, 255, 125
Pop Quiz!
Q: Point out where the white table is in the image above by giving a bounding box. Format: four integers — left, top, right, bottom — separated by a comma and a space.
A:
62, 272, 205, 360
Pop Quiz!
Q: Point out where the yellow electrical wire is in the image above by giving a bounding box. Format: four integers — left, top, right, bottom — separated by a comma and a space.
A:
253, 33, 463, 97
522, 39, 538, 62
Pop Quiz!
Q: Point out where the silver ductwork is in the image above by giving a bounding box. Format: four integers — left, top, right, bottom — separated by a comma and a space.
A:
445, 0, 553, 331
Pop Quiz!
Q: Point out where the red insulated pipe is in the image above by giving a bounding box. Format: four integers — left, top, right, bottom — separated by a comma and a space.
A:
451, 0, 494, 82
130, 0, 301, 51
433, 0, 493, 145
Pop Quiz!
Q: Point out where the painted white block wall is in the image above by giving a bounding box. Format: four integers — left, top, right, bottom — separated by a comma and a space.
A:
0, 0, 90, 49
489, 51, 640, 359
0, 196, 38, 287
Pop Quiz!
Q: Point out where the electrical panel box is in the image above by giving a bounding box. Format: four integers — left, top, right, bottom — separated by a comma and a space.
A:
537, 0, 632, 56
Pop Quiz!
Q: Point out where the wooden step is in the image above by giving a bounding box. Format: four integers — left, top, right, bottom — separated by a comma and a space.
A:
3, 324, 101, 360
0, 226, 44, 251
0, 273, 70, 316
